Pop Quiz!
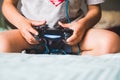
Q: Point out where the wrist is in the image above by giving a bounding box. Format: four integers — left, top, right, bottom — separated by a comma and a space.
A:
15, 17, 30, 29
77, 18, 91, 30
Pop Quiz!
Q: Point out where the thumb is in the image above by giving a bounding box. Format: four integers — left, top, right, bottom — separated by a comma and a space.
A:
29, 20, 46, 35
31, 20, 46, 26
58, 21, 70, 28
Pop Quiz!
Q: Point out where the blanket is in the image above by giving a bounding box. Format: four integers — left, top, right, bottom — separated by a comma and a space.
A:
0, 53, 120, 80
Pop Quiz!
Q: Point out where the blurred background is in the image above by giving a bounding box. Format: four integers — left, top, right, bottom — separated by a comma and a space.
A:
95, 0, 120, 29
0, 0, 120, 31
0, 0, 8, 31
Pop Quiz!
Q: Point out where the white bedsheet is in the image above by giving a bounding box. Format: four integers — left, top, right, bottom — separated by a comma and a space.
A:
0, 53, 120, 80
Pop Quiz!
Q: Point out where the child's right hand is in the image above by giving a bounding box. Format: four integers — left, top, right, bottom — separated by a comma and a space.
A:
2, 0, 46, 44
18, 19, 46, 44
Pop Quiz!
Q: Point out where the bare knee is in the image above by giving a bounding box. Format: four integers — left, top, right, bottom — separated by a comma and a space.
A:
0, 35, 11, 52
0, 30, 25, 52
81, 29, 120, 55
0, 30, 33, 53
101, 31, 120, 53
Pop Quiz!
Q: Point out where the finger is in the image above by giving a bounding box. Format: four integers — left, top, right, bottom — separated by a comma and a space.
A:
22, 29, 38, 44
66, 32, 82, 45
67, 37, 81, 45
58, 21, 70, 28
67, 33, 77, 43
29, 27, 38, 35
31, 21, 46, 35
26, 31, 39, 44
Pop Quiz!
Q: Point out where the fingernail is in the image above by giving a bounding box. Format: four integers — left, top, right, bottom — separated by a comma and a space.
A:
66, 39, 69, 42
35, 32, 38, 35
58, 21, 61, 24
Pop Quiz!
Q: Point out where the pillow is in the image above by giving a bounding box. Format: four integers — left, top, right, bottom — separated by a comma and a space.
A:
94, 10, 120, 29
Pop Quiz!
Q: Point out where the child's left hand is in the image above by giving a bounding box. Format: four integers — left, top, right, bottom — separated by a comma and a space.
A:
58, 20, 87, 45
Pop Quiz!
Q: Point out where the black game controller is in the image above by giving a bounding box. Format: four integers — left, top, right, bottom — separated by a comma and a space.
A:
26, 24, 74, 54
33, 24, 73, 42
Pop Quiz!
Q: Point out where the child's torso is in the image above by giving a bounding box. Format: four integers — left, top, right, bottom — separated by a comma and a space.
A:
20, 0, 83, 28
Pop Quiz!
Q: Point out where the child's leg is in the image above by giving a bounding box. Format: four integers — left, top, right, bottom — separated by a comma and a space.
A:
0, 29, 32, 52
80, 28, 120, 56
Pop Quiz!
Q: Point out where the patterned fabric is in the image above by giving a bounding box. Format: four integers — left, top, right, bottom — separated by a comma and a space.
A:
49, 0, 65, 6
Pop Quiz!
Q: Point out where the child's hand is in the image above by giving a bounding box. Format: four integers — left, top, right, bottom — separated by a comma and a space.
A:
18, 19, 46, 44
58, 21, 87, 45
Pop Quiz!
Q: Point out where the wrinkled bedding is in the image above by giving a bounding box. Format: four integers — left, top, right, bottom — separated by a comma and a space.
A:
0, 53, 120, 80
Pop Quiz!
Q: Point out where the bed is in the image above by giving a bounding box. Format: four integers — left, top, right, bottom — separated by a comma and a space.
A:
0, 1, 120, 80
0, 53, 120, 80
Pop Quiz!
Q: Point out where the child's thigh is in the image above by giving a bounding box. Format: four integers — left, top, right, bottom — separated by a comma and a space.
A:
80, 28, 120, 53
0, 29, 31, 52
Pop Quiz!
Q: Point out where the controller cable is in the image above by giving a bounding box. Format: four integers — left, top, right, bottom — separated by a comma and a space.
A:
65, 0, 71, 23
65, 0, 80, 54
38, 39, 67, 55
29, 0, 80, 55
